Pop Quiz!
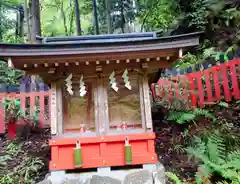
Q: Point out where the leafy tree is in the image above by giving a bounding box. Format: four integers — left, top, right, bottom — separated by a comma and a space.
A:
137, 0, 179, 32
0, 0, 23, 43
0, 60, 24, 85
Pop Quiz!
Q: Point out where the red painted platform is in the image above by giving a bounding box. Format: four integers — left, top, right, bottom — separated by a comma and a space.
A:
49, 133, 158, 171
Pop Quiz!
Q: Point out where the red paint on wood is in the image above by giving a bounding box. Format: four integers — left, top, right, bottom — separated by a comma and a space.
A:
151, 84, 157, 101
20, 95, 26, 113
204, 69, 213, 102
39, 94, 45, 127
212, 67, 221, 100
153, 60, 240, 108
188, 74, 197, 107
167, 80, 172, 102
157, 80, 164, 98
8, 121, 16, 139
220, 64, 231, 101
180, 76, 188, 104
49, 133, 157, 171
229, 61, 240, 99
0, 91, 50, 133
196, 72, 204, 108
174, 81, 179, 98
0, 102, 5, 134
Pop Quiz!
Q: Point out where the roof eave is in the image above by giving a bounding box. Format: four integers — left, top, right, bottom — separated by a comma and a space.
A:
0, 33, 200, 57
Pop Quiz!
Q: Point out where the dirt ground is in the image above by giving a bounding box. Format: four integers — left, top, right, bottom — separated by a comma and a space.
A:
0, 128, 51, 182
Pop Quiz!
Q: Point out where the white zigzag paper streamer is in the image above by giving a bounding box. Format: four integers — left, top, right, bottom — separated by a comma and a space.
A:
109, 71, 118, 92
122, 69, 131, 90
65, 73, 73, 95
79, 75, 87, 97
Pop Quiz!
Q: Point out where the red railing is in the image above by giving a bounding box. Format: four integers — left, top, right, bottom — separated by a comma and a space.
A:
152, 59, 240, 108
0, 91, 51, 134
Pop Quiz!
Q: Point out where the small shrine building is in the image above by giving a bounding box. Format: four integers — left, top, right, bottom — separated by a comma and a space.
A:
0, 32, 200, 180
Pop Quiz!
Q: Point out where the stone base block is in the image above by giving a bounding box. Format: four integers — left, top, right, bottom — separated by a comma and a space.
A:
41, 163, 165, 184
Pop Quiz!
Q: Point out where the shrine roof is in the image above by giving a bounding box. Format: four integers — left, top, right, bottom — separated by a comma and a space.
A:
0, 32, 201, 57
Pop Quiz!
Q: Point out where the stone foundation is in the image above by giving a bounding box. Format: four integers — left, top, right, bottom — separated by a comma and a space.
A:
38, 163, 166, 184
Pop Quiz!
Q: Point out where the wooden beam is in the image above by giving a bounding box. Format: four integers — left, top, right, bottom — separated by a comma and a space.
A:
11, 48, 178, 65
23, 59, 173, 79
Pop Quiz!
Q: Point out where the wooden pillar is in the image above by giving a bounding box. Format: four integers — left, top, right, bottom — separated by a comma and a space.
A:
142, 63, 153, 130
51, 83, 57, 135
56, 84, 63, 134
95, 74, 108, 136
139, 75, 146, 130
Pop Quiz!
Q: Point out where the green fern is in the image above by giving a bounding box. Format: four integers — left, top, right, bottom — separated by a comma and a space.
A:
187, 133, 240, 183
217, 101, 229, 108
193, 108, 216, 122
167, 108, 215, 124
165, 172, 187, 184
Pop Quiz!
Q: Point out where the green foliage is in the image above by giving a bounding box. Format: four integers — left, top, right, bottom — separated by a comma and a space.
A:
7, 142, 21, 156
185, 0, 209, 30
0, 140, 43, 184
41, 0, 92, 36
0, 60, 24, 85
3, 98, 24, 124
14, 156, 44, 181
0, 0, 23, 43
0, 155, 12, 167
167, 108, 216, 124
0, 174, 35, 184
3, 97, 40, 125
173, 52, 201, 69
187, 133, 240, 183
138, 0, 179, 32
166, 172, 187, 184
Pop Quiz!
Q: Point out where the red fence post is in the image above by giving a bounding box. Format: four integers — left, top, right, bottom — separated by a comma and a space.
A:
0, 94, 5, 134
212, 66, 221, 101
229, 60, 240, 99
220, 63, 231, 101
187, 74, 197, 107
204, 69, 214, 103
152, 59, 240, 109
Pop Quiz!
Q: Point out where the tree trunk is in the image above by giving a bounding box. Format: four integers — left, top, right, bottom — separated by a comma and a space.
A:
60, 0, 68, 36
105, 0, 111, 34
120, 0, 125, 33
15, 6, 24, 41
24, 0, 31, 42
0, 3, 3, 41
92, 0, 99, 35
29, 0, 41, 44
69, 2, 75, 35
74, 0, 81, 35
16, 8, 19, 39
19, 5, 24, 39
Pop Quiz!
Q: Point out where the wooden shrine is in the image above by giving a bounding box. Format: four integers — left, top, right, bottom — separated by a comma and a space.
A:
0, 32, 200, 171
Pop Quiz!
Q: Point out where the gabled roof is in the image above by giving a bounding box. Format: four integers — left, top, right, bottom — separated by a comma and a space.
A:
0, 32, 201, 57
42, 32, 159, 44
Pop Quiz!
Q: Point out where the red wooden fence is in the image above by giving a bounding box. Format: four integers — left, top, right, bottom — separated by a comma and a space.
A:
0, 91, 51, 134
152, 59, 240, 108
